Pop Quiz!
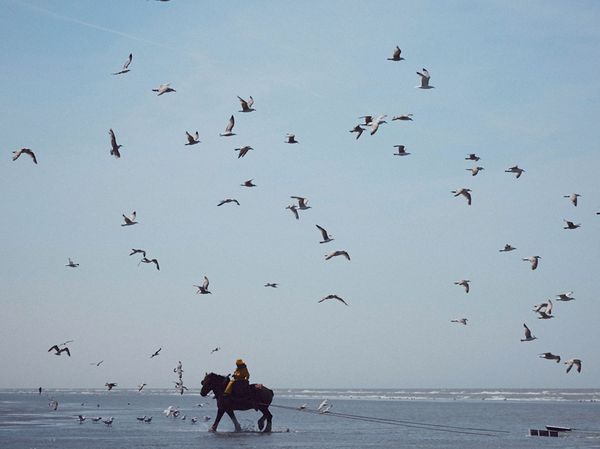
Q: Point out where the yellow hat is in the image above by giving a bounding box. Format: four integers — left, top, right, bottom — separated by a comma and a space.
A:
236, 359, 245, 366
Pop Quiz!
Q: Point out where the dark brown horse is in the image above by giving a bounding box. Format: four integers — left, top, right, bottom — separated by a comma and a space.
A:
200, 372, 274, 432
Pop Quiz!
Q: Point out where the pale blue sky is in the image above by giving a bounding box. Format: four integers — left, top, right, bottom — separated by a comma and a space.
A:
1, 0, 599, 389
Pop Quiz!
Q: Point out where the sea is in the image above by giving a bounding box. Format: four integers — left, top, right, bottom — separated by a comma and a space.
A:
1, 388, 599, 449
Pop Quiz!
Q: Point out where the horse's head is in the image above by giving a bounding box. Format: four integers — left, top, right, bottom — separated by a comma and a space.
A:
200, 372, 228, 397
200, 372, 212, 397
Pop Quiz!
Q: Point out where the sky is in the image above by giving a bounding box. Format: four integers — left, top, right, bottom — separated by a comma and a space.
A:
1, 0, 600, 390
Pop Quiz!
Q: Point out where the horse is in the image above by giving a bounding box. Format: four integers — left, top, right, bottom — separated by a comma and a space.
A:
200, 372, 274, 432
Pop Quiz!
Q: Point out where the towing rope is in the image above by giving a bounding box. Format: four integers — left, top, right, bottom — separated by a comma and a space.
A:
265, 403, 510, 437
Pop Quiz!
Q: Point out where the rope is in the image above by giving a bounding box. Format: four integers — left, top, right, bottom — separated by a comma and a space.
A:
263, 403, 509, 437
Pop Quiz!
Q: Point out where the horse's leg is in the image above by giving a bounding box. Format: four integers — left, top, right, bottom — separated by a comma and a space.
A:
210, 408, 225, 432
257, 406, 272, 433
226, 409, 242, 432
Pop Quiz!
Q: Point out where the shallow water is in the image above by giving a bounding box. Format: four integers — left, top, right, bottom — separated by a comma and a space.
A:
1, 389, 599, 448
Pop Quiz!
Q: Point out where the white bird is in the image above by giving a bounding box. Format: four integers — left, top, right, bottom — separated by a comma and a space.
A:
466, 166, 484, 176
520, 323, 537, 342
194, 276, 211, 294
238, 96, 255, 112
285, 133, 298, 144
393, 145, 410, 156
465, 153, 480, 162
66, 258, 79, 268
349, 125, 365, 139
317, 399, 329, 412
219, 115, 236, 137
12, 148, 37, 164
325, 250, 350, 261
539, 352, 561, 363
499, 244, 516, 252
370, 115, 387, 135
556, 291, 575, 302
152, 83, 176, 96
291, 196, 311, 210
563, 219, 581, 230
392, 114, 413, 121
564, 358, 582, 373
387, 46, 404, 61
319, 294, 348, 306
451, 318, 468, 325
112, 53, 132, 75
533, 300, 552, 315
316, 224, 334, 243
121, 211, 138, 226
505, 165, 525, 178
522, 256, 541, 270
416, 68, 434, 89
563, 193, 581, 207
452, 188, 472, 205
109, 129, 122, 158
454, 280, 470, 293
185, 131, 200, 146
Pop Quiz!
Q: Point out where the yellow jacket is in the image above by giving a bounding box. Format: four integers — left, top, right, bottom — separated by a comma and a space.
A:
232, 365, 250, 381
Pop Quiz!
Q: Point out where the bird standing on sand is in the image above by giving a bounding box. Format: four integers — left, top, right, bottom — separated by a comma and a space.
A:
520, 324, 537, 342
319, 294, 348, 306
112, 53, 132, 75
152, 83, 176, 96
12, 148, 37, 164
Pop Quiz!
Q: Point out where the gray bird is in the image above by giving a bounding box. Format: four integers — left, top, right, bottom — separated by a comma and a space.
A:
563, 220, 581, 230
217, 198, 240, 206
539, 352, 561, 363
349, 125, 365, 140
219, 115, 236, 137
319, 294, 348, 306
235, 145, 253, 158
152, 83, 176, 96
563, 193, 581, 207
505, 165, 525, 178
387, 46, 404, 61
520, 323, 537, 342
316, 224, 334, 243
451, 318, 468, 325
452, 188, 472, 205
325, 250, 350, 261
12, 148, 38, 164
392, 114, 413, 121
499, 244, 516, 252
109, 129, 122, 158
454, 280, 470, 293
185, 131, 200, 146
416, 68, 434, 89
564, 358, 582, 373
112, 53, 132, 75
121, 211, 138, 226
194, 276, 211, 294
238, 96, 255, 112
285, 134, 298, 144
523, 256, 541, 270
393, 145, 410, 156
466, 166, 484, 176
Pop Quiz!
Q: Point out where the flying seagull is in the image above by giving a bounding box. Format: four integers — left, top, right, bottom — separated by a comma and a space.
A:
392, 114, 413, 121
121, 211, 138, 226
499, 244, 516, 252
194, 276, 211, 294
238, 96, 255, 112
452, 188, 472, 205
316, 224, 334, 243
466, 166, 484, 176
451, 318, 468, 325
211, 346, 220, 353
319, 294, 349, 306
12, 148, 37, 164
563, 193, 581, 207
48, 345, 71, 356
286, 204, 299, 220
112, 53, 132, 75
285, 133, 298, 144
138, 383, 147, 392
325, 250, 350, 261
505, 165, 525, 178
370, 115, 387, 135
217, 198, 240, 206
66, 258, 79, 268
185, 131, 200, 146
564, 359, 582, 373
241, 179, 256, 187
349, 125, 365, 139
393, 145, 410, 156
152, 83, 176, 96
556, 291, 575, 302
90, 360, 104, 367
219, 115, 236, 137
264, 283, 278, 288
520, 323, 537, 342
539, 352, 561, 363
150, 348, 162, 358
105, 383, 117, 391
140, 257, 160, 271
129, 248, 146, 257
454, 280, 470, 293
535, 300, 553, 319
359, 115, 374, 126
291, 196, 311, 210
563, 220, 581, 230
109, 129, 122, 158
387, 46, 404, 61
234, 145, 253, 158
416, 68, 434, 89
522, 256, 541, 270
465, 153, 480, 162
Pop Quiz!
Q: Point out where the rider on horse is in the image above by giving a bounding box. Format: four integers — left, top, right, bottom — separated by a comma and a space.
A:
224, 359, 250, 396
